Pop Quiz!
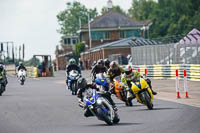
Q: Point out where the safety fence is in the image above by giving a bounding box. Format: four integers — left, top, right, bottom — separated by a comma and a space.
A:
124, 64, 200, 81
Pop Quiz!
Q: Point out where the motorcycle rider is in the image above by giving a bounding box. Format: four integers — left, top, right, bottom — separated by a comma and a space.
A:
121, 66, 157, 95
106, 61, 124, 87
66, 58, 81, 87
0, 64, 8, 86
17, 62, 27, 72
104, 58, 110, 70
91, 59, 107, 82
77, 77, 117, 117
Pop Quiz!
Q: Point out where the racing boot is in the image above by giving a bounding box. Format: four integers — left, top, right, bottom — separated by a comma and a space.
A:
146, 78, 157, 95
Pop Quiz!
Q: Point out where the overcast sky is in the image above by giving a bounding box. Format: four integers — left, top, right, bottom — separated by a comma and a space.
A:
0, 0, 132, 60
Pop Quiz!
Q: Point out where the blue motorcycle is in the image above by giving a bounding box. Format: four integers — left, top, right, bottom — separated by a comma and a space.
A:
83, 89, 120, 125
68, 70, 81, 95
94, 73, 109, 92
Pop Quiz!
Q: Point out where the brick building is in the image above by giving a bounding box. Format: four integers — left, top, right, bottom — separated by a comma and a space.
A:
79, 9, 152, 68
55, 36, 78, 70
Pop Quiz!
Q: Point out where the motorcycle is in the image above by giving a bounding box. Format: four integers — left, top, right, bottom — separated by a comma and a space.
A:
113, 76, 133, 106
94, 73, 109, 92
83, 88, 120, 125
68, 70, 81, 95
18, 69, 26, 85
131, 78, 154, 110
0, 75, 6, 96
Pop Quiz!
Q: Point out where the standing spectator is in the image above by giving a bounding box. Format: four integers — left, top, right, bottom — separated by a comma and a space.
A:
79, 58, 83, 70
88, 58, 91, 69
53, 61, 57, 71
85, 59, 88, 70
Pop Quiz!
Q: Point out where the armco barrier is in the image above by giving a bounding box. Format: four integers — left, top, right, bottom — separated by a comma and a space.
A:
124, 64, 200, 81
5, 64, 16, 75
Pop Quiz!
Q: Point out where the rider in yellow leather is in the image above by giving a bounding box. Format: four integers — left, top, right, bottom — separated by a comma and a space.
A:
121, 65, 157, 95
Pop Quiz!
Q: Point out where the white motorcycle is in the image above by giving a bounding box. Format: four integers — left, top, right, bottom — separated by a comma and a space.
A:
18, 69, 26, 85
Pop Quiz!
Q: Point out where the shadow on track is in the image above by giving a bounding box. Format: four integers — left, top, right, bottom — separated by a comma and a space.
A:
85, 122, 142, 127
135, 107, 179, 111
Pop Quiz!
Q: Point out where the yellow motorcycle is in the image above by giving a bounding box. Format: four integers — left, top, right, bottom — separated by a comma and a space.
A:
131, 78, 154, 110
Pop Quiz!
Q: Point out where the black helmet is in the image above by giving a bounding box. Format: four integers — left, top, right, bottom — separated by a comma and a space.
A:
104, 58, 110, 68
77, 77, 87, 89
97, 59, 104, 66
0, 64, 3, 72
19, 62, 23, 66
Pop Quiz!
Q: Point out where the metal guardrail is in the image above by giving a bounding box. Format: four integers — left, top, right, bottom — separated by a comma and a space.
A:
124, 64, 200, 81
5, 64, 16, 75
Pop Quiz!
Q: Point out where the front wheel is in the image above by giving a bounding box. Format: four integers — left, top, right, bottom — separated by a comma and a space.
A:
113, 113, 120, 124
0, 85, 5, 96
20, 80, 24, 85
144, 92, 153, 110
71, 82, 78, 95
96, 108, 113, 125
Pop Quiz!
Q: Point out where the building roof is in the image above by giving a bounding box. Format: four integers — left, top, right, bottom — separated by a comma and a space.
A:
81, 10, 151, 30
178, 28, 200, 44
81, 37, 160, 55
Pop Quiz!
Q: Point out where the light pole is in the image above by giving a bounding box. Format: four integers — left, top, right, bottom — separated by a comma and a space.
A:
88, 14, 92, 49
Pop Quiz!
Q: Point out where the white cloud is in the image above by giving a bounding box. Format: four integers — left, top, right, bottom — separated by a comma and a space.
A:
0, 0, 132, 60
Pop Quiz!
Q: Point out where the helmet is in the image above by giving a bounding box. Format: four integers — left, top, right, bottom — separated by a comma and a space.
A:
69, 58, 76, 65
124, 66, 133, 76
92, 61, 97, 66
104, 58, 110, 68
97, 59, 104, 67
19, 62, 23, 66
0, 64, 4, 72
110, 61, 118, 70
77, 77, 87, 89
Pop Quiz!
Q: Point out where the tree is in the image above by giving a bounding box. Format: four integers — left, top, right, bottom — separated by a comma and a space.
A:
101, 5, 126, 15
57, 2, 98, 36
24, 57, 40, 66
128, 0, 200, 38
75, 42, 85, 56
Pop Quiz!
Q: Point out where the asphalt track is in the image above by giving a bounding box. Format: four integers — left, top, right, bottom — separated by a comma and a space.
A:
0, 71, 199, 133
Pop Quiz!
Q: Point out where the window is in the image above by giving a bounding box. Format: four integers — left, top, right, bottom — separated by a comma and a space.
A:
120, 31, 125, 38
64, 38, 71, 45
67, 38, 71, 45
72, 38, 77, 44
104, 31, 110, 40
120, 30, 141, 39
91, 31, 103, 40
64, 38, 67, 45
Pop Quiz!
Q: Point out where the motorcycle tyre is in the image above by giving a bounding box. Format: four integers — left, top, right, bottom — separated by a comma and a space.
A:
96, 108, 113, 125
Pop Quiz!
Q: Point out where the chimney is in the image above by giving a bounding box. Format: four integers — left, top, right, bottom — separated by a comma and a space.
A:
107, 0, 113, 10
